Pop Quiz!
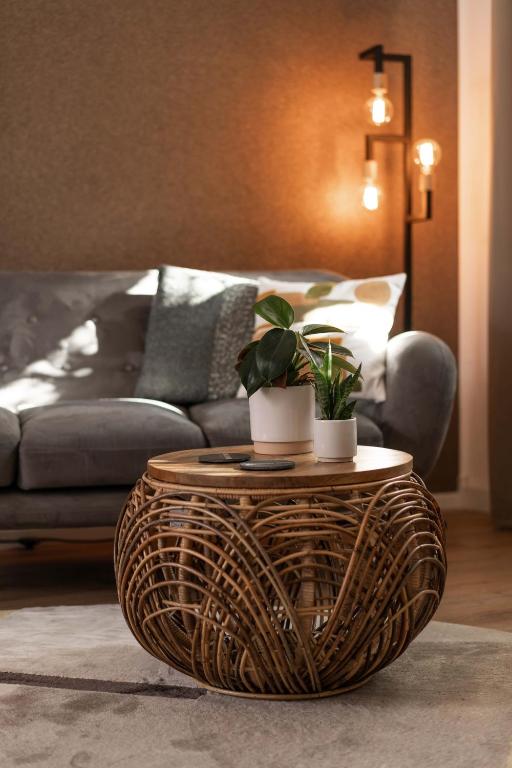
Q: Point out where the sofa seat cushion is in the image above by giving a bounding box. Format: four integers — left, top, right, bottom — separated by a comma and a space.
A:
136, 266, 258, 404
190, 400, 251, 447
0, 487, 129, 529
0, 407, 20, 487
189, 399, 384, 448
18, 399, 206, 490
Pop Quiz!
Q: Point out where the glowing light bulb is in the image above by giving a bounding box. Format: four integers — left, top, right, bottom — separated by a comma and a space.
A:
366, 72, 393, 126
366, 93, 393, 126
361, 159, 380, 211
413, 139, 441, 173
362, 182, 380, 210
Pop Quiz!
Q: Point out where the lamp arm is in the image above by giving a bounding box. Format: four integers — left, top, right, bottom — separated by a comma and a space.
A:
408, 189, 433, 223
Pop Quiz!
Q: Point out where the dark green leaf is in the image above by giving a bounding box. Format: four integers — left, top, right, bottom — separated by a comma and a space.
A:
296, 333, 317, 368
255, 328, 297, 383
237, 343, 266, 396
331, 357, 359, 376
309, 341, 354, 359
338, 400, 356, 420
253, 295, 295, 329
246, 371, 266, 397
333, 357, 357, 373
236, 343, 255, 384
235, 339, 258, 369
301, 323, 344, 336
342, 364, 362, 399
313, 369, 331, 419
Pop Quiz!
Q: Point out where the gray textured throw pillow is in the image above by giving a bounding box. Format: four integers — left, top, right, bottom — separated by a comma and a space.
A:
135, 266, 258, 404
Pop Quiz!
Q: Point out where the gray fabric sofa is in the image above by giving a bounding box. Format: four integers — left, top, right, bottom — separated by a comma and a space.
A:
0, 269, 456, 533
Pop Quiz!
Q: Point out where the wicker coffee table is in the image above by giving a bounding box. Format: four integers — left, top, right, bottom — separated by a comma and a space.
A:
115, 445, 446, 700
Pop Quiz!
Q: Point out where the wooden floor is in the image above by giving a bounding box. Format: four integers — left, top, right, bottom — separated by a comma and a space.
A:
435, 510, 512, 632
1, 510, 511, 632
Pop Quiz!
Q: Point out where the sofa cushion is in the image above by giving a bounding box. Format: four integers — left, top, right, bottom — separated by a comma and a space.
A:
0, 487, 129, 529
135, 266, 258, 404
190, 400, 252, 447
0, 270, 343, 413
189, 399, 384, 448
18, 399, 206, 490
0, 406, 20, 486
0, 270, 161, 412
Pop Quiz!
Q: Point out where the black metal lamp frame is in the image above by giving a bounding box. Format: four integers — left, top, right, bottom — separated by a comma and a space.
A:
359, 44, 432, 331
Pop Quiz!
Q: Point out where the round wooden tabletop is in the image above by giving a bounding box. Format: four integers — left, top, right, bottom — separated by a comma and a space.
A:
147, 445, 413, 489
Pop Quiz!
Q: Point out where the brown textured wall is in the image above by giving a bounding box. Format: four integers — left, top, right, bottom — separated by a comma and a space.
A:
0, 0, 458, 488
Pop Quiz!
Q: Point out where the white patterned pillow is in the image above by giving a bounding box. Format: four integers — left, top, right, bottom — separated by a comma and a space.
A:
245, 273, 406, 402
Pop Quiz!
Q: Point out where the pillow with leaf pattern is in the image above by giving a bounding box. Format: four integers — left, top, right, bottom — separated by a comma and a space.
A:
242, 273, 406, 402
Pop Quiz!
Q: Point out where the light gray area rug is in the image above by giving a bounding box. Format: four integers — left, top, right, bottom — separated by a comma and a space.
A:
0, 605, 511, 768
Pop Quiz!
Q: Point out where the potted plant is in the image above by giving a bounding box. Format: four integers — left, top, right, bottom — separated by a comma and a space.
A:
311, 342, 362, 462
236, 295, 358, 454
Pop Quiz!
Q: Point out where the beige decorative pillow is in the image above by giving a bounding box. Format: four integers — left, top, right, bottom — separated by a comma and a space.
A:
250, 273, 406, 402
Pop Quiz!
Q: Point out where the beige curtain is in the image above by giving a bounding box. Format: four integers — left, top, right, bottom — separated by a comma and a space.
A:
489, 0, 512, 527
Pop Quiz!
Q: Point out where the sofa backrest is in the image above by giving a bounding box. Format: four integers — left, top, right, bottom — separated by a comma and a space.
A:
0, 269, 341, 411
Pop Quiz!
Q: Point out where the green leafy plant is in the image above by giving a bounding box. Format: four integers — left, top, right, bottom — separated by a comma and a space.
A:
236, 295, 358, 397
311, 341, 362, 420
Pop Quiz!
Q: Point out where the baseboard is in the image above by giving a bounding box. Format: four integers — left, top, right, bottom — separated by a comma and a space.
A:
435, 487, 490, 512
0, 526, 115, 544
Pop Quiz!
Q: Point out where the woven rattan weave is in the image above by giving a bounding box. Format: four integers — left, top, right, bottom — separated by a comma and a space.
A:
115, 446, 446, 699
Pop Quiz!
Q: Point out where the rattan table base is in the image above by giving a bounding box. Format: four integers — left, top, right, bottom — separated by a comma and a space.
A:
115, 449, 446, 700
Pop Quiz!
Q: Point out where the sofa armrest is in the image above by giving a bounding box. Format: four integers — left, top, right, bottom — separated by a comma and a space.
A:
379, 331, 457, 478
0, 406, 20, 487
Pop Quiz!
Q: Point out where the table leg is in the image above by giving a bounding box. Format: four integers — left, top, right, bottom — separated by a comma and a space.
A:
296, 499, 315, 665
177, 493, 200, 635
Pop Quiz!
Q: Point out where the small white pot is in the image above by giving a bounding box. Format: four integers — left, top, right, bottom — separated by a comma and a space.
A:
249, 385, 314, 455
313, 418, 357, 463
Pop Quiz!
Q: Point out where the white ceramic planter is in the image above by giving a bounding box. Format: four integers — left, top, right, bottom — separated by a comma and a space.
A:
313, 418, 357, 463
249, 385, 315, 455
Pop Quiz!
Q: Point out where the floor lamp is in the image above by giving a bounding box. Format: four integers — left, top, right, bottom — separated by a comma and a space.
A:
359, 44, 441, 331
